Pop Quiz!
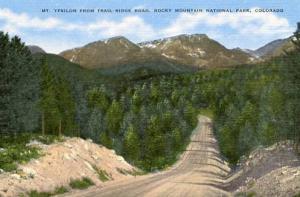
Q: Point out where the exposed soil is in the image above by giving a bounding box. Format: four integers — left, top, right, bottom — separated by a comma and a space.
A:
0, 138, 137, 197
226, 141, 300, 197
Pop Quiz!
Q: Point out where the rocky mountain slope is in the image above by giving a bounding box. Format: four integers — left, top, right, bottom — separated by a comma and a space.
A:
240, 37, 295, 59
0, 138, 138, 197
139, 34, 254, 68
60, 34, 255, 70
60, 36, 171, 69
253, 37, 294, 58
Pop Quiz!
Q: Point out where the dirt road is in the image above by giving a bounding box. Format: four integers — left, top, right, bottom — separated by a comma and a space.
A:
64, 116, 231, 197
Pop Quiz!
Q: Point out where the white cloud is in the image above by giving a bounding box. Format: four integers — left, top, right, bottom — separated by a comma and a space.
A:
26, 37, 81, 54
84, 16, 155, 40
0, 8, 156, 53
0, 7, 295, 52
162, 12, 209, 36
1, 23, 19, 35
0, 8, 62, 30
161, 8, 293, 38
0, 8, 155, 41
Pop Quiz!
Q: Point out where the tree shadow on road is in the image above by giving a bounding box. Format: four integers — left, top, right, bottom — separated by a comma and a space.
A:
173, 181, 226, 190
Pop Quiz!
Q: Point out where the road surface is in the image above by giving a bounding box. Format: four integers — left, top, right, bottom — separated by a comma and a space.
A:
64, 116, 231, 197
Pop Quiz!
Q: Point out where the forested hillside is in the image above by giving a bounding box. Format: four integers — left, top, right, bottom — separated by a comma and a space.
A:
0, 31, 299, 171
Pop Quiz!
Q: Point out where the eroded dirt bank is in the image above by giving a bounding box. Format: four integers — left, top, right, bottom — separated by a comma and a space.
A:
226, 141, 300, 196
0, 138, 137, 197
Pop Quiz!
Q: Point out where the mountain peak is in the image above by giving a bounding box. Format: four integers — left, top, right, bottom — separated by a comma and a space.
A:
60, 36, 141, 69
60, 34, 253, 69
171, 33, 208, 39
102, 36, 132, 43
27, 45, 46, 54
254, 38, 288, 57
83, 36, 135, 47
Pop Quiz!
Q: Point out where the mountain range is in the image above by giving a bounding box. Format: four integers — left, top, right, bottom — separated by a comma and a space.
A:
29, 34, 294, 73
59, 34, 256, 70
251, 37, 294, 58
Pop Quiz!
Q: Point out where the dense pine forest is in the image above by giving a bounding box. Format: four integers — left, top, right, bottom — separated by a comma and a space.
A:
0, 31, 299, 171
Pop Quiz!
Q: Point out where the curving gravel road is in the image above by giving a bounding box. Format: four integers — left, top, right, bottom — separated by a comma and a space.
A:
64, 116, 231, 197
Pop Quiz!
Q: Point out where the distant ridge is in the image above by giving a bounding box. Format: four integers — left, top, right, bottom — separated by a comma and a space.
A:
27, 45, 46, 54
253, 37, 294, 58
59, 34, 255, 70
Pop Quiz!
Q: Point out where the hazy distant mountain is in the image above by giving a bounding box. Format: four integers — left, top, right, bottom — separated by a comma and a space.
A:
238, 37, 295, 59
60, 34, 254, 70
27, 45, 46, 54
233, 48, 258, 58
253, 37, 294, 58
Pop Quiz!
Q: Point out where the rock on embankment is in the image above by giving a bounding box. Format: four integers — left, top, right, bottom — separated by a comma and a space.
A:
225, 141, 300, 197
0, 138, 138, 197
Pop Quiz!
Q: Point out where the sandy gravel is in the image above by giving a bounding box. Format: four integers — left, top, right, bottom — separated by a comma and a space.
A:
0, 138, 136, 197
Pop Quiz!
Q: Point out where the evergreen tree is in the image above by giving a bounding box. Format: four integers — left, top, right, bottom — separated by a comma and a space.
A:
143, 115, 165, 169
99, 131, 112, 149
150, 83, 159, 103
87, 87, 109, 112
105, 100, 123, 136
86, 108, 104, 141
288, 29, 300, 150
292, 28, 300, 51
0, 33, 39, 134
39, 59, 60, 135
123, 124, 140, 162
56, 77, 76, 136
172, 128, 182, 149
0, 32, 10, 134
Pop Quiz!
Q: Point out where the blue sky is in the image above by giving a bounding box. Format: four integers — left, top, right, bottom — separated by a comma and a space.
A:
0, 0, 299, 53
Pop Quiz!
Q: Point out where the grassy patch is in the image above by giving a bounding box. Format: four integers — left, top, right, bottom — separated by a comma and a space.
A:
0, 133, 63, 172
92, 165, 112, 182
130, 169, 145, 176
116, 168, 145, 176
246, 180, 255, 189
53, 186, 68, 195
198, 108, 214, 119
32, 135, 64, 145
69, 177, 94, 189
27, 190, 52, 197
0, 145, 40, 172
1, 162, 18, 172
26, 186, 68, 197
235, 191, 256, 197
247, 191, 256, 197
116, 168, 129, 175
97, 170, 110, 182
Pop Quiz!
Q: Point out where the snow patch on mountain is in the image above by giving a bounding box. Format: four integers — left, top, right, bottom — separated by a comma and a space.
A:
162, 53, 177, 60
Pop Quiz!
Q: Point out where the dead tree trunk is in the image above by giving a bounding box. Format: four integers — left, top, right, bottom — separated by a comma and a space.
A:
59, 119, 62, 137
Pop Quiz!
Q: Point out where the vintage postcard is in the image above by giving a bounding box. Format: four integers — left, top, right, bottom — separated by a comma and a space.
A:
0, 0, 299, 196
